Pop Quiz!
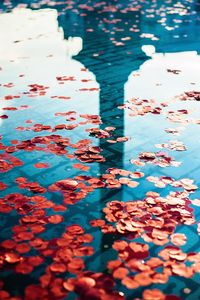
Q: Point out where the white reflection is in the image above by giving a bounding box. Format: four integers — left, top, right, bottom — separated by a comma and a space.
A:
125, 50, 200, 101
0, 9, 82, 59
65, 36, 83, 57
141, 45, 156, 57
0, 8, 99, 124
124, 49, 200, 160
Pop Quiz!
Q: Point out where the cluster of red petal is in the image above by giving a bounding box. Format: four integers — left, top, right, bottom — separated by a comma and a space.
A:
101, 168, 143, 189
74, 146, 105, 163
108, 240, 199, 291
102, 191, 194, 242
147, 176, 197, 192
6, 135, 70, 156
132, 151, 181, 168
118, 98, 164, 117
27, 84, 49, 97
0, 153, 23, 172
180, 91, 200, 101
15, 177, 46, 194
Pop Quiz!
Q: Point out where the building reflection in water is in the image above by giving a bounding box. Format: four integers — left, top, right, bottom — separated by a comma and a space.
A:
2, 1, 200, 191
57, 1, 200, 266
1, 0, 200, 292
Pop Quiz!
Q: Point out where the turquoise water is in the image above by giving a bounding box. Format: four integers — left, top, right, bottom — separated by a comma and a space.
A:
0, 1, 200, 299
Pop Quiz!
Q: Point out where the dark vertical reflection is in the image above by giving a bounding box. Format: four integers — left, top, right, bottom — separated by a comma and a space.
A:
60, 4, 148, 170
59, 6, 150, 270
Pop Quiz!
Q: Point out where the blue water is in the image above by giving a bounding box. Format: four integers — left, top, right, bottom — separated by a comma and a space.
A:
0, 1, 200, 299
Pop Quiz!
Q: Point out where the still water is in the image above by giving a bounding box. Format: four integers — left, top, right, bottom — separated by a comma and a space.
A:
0, 1, 200, 299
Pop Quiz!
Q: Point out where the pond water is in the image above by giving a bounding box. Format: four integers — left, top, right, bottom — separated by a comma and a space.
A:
0, 1, 200, 299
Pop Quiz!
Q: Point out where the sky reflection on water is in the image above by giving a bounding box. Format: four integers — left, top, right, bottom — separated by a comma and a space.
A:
1, 1, 200, 299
